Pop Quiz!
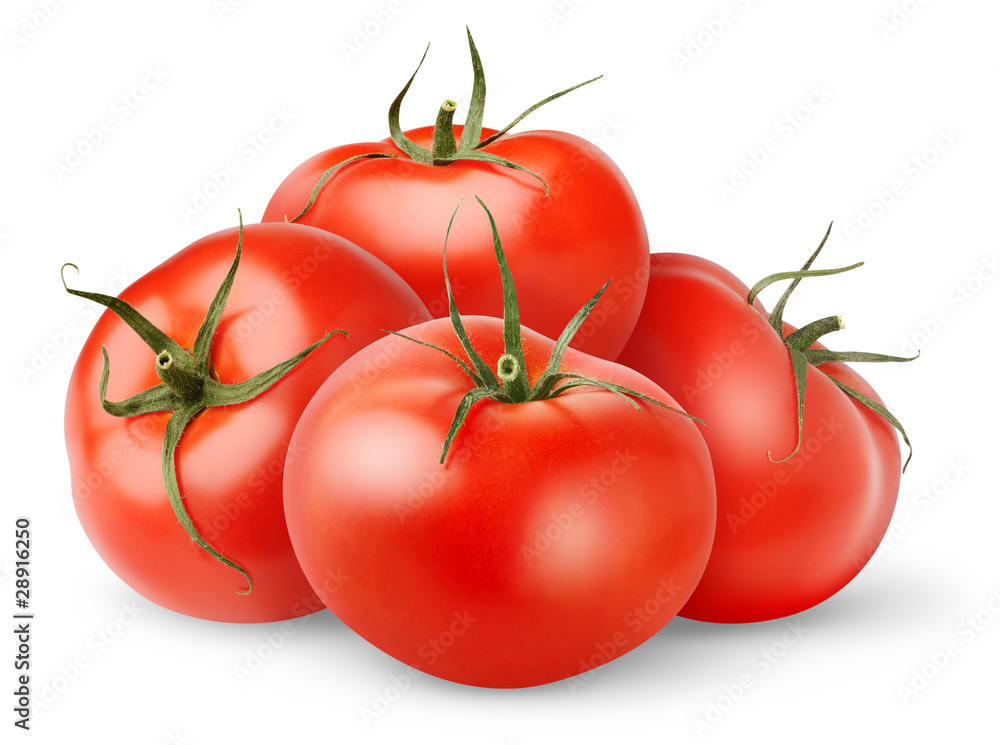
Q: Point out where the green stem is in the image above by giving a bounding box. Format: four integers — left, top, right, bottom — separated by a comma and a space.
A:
432, 101, 459, 162
785, 315, 843, 351
155, 350, 204, 402
496, 353, 528, 401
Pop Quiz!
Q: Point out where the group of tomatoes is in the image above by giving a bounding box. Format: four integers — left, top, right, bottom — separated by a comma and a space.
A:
63, 32, 912, 688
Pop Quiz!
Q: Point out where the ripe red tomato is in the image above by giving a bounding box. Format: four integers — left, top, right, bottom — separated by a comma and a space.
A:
282, 218, 716, 688
64, 221, 430, 622
617, 248, 911, 623
262, 34, 648, 361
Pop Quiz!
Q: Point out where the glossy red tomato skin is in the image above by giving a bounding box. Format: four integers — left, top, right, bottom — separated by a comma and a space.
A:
262, 125, 649, 362
283, 317, 715, 687
616, 253, 902, 623
64, 222, 431, 622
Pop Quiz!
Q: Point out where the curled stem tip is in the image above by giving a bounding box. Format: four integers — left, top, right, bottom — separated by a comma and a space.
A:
60, 263, 79, 291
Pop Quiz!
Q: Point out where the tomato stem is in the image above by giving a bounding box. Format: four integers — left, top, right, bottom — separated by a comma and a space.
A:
432, 100, 459, 162
785, 315, 843, 351
155, 350, 204, 402
497, 354, 520, 383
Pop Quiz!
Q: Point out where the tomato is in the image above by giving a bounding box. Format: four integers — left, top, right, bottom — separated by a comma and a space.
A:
64, 221, 430, 622
262, 32, 648, 362
282, 200, 714, 687
616, 240, 913, 623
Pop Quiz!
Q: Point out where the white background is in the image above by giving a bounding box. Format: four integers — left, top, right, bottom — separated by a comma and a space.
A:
3, 0, 998, 742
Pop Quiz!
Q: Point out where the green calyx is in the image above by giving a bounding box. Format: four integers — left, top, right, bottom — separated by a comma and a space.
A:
746, 222, 915, 471
62, 211, 345, 594
390, 197, 701, 465
288, 27, 601, 222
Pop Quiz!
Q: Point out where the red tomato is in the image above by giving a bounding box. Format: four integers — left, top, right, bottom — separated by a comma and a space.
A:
264, 128, 647, 361
282, 316, 715, 687
64, 222, 430, 622
262, 34, 648, 361
617, 251, 910, 623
